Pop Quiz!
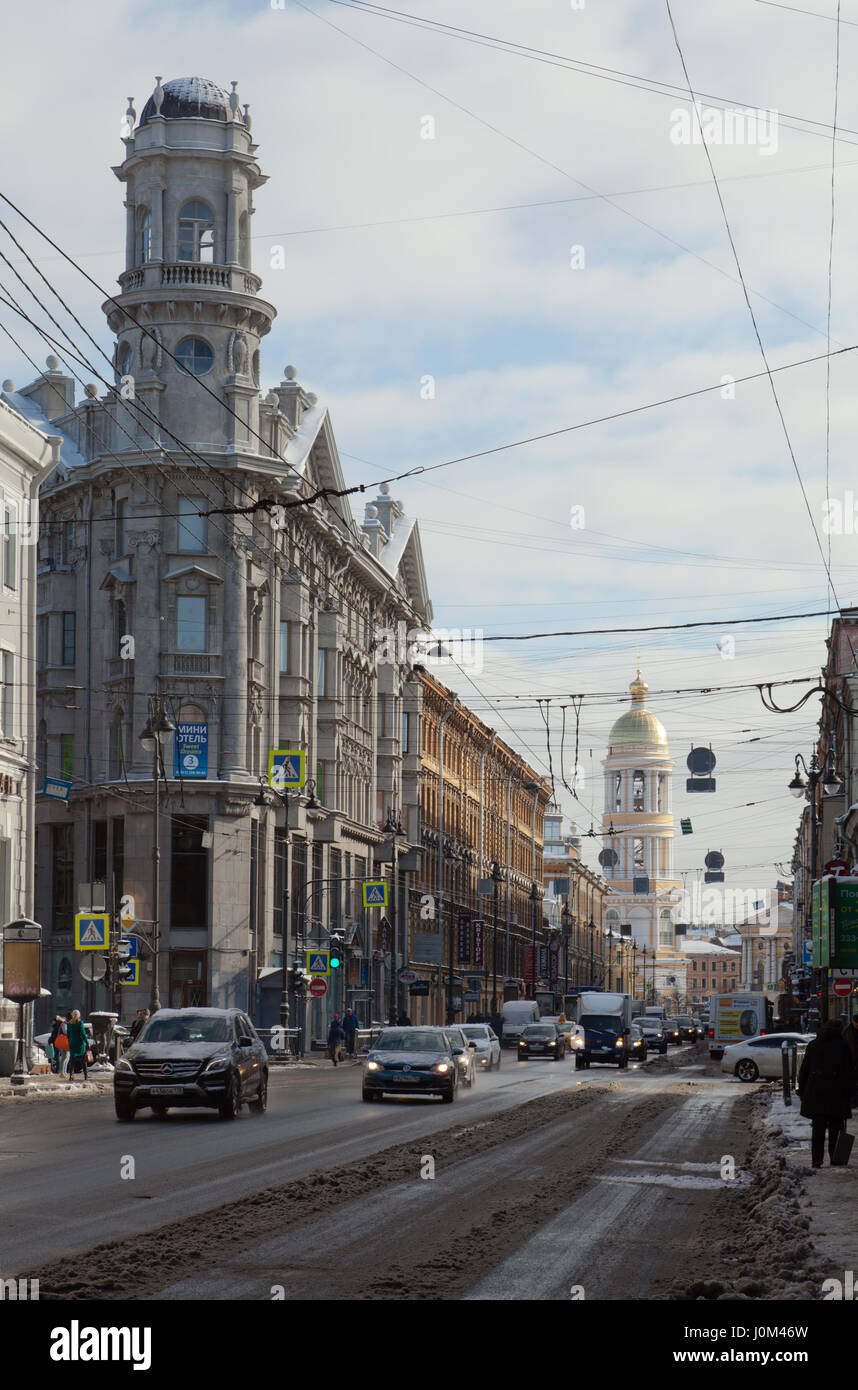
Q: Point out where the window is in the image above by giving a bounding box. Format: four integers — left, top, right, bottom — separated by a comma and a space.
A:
177, 200, 214, 263
60, 735, 73, 780
177, 496, 206, 552
0, 652, 13, 736
317, 648, 326, 698
52, 823, 75, 935
658, 910, 674, 948
170, 816, 210, 930
279, 620, 289, 673
316, 760, 325, 804
37, 616, 48, 668
176, 595, 206, 652
633, 838, 645, 870
138, 209, 151, 264
61, 613, 76, 666
657, 773, 667, 813
60, 519, 75, 566
116, 498, 128, 555
402, 709, 409, 753
3, 502, 17, 589
614, 772, 622, 812
116, 342, 133, 379
175, 337, 214, 377
633, 770, 645, 812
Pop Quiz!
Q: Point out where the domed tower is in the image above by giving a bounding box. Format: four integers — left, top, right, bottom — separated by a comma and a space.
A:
601, 670, 681, 958
106, 76, 274, 451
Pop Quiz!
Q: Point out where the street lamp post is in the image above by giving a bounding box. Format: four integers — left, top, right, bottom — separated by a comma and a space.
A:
384, 809, 406, 1025
491, 860, 502, 1013
588, 917, 595, 987
138, 702, 176, 1016
790, 750, 842, 1023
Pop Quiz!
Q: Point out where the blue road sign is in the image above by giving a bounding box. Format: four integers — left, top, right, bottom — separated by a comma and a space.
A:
306, 950, 330, 976
120, 959, 140, 986
363, 880, 388, 907
269, 749, 305, 789
119, 936, 141, 960
75, 913, 109, 951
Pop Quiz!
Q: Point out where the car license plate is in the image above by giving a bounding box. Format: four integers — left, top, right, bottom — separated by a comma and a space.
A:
396, 1074, 420, 1082
150, 1086, 184, 1095
531, 1044, 544, 1049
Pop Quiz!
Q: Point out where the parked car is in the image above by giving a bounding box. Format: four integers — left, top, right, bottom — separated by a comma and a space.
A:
113, 1007, 269, 1121
635, 1016, 668, 1054
721, 1032, 814, 1083
446, 1026, 477, 1086
518, 1022, 565, 1061
458, 1023, 501, 1070
628, 1023, 649, 1061
362, 1026, 460, 1102
663, 1017, 682, 1045
676, 1015, 698, 1041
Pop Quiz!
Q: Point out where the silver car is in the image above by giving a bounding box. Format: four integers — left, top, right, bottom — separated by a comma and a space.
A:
446, 1026, 477, 1086
721, 1032, 813, 1082
457, 1023, 502, 1071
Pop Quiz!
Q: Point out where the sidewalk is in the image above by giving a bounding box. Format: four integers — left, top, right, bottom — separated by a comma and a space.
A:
764, 1091, 858, 1277
0, 1071, 114, 1100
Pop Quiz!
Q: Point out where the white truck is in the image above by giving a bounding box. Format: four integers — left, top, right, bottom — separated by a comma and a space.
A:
708, 992, 773, 1059
499, 999, 541, 1047
573, 991, 632, 1068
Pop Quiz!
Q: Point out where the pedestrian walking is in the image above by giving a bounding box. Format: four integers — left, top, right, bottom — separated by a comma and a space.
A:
66, 1010, 90, 1083
342, 1008, 359, 1057
842, 1012, 858, 1103
798, 1019, 855, 1168
129, 1008, 150, 1043
48, 1015, 68, 1075
398, 1010, 412, 1027
327, 1014, 345, 1066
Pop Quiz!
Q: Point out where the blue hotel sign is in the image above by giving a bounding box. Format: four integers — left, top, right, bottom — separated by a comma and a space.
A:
174, 723, 208, 779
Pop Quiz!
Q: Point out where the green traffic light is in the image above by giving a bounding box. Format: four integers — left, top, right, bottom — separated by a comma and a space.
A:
330, 955, 341, 969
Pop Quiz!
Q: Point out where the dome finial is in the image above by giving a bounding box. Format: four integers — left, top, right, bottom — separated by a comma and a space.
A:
229, 81, 240, 120
629, 668, 648, 704
153, 77, 164, 115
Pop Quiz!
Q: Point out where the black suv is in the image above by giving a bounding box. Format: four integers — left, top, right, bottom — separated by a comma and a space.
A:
113, 1007, 269, 1121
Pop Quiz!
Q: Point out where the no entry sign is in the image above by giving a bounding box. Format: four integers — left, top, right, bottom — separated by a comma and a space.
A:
833, 978, 854, 998
309, 977, 328, 997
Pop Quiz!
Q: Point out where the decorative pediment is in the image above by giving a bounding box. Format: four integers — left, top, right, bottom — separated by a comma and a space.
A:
162, 563, 223, 585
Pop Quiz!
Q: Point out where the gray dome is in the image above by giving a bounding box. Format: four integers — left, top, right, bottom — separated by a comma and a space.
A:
139, 77, 233, 125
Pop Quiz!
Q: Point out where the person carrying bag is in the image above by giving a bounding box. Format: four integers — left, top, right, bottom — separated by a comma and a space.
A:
798, 1019, 855, 1168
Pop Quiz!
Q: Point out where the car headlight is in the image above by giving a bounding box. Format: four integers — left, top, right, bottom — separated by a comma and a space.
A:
366, 1060, 380, 1071
615, 1037, 623, 1047
434, 1062, 450, 1073
115, 1057, 134, 1073
572, 1036, 583, 1048
480, 1056, 489, 1064
518, 1040, 526, 1047
203, 1054, 232, 1074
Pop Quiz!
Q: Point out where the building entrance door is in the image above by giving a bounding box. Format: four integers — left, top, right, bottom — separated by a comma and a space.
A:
169, 950, 207, 1008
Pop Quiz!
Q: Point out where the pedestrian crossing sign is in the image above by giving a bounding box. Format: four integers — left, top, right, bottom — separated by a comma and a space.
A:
75, 912, 110, 951
269, 749, 305, 789
120, 958, 140, 986
306, 950, 329, 976
363, 880, 388, 908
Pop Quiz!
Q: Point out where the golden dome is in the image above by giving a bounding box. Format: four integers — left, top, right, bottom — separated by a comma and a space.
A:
608, 670, 669, 748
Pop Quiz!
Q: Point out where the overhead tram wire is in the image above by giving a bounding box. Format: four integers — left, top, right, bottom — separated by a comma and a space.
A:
6, 198, 858, 509
825, 3, 842, 624
665, 0, 841, 612
331, 0, 858, 147
302, 0, 846, 348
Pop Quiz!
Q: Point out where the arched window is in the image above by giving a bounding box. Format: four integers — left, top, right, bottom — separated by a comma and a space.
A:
633, 770, 645, 812
175, 337, 214, 377
177, 200, 214, 263
138, 209, 151, 264
658, 909, 673, 948
116, 342, 133, 379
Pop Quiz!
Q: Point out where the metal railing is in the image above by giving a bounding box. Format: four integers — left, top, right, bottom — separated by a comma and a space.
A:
258, 1027, 303, 1059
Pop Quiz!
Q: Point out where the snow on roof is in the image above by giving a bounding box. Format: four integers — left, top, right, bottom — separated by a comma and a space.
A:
279, 398, 327, 476
378, 510, 416, 577
682, 939, 739, 957
0, 390, 86, 472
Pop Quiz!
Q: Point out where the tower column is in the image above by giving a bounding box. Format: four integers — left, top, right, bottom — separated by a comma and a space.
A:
151, 182, 165, 261
124, 201, 135, 271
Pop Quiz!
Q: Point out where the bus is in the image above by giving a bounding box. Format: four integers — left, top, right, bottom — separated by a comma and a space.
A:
709, 992, 774, 1058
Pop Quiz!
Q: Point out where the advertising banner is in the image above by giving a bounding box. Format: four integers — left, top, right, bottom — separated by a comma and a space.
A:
174, 722, 208, 779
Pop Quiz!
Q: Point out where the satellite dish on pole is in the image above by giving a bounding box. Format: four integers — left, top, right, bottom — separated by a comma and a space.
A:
79, 955, 107, 982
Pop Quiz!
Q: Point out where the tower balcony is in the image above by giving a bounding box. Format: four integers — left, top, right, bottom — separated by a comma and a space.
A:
118, 262, 263, 298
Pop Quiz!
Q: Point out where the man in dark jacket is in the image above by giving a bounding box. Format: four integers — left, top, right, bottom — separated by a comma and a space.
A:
842, 1013, 858, 1101
342, 1008, 359, 1057
327, 1014, 346, 1066
798, 1020, 855, 1167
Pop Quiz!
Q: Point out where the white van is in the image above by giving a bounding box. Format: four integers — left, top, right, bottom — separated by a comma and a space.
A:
500, 1000, 541, 1046
709, 992, 773, 1059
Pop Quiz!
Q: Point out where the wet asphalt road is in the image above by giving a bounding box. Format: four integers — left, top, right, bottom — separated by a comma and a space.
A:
1, 1042, 746, 1296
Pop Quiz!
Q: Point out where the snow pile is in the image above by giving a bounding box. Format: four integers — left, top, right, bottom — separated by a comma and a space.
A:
667, 1088, 833, 1301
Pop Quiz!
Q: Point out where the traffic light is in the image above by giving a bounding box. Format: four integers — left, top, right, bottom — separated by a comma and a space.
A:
330, 932, 345, 969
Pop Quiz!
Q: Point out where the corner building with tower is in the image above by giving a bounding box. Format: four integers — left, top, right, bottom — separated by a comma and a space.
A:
1, 77, 431, 1027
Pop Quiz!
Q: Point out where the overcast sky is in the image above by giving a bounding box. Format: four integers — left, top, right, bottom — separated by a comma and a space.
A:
4, 0, 857, 906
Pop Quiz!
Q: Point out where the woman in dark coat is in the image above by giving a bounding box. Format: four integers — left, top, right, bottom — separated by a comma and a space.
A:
798, 1020, 855, 1167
